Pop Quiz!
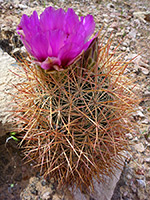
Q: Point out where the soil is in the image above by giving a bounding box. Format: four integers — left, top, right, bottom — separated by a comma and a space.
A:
0, 125, 36, 200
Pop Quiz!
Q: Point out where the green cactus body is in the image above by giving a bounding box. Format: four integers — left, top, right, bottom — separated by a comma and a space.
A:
12, 36, 138, 190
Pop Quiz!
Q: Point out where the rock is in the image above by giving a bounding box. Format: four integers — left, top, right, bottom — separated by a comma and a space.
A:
110, 22, 119, 29
104, 18, 109, 23
115, 32, 123, 37
122, 42, 128, 47
143, 91, 150, 97
126, 133, 133, 140
21, 162, 125, 200
42, 191, 51, 199
125, 53, 140, 61
127, 174, 132, 180
0, 48, 21, 135
133, 19, 141, 28
21, 176, 54, 200
52, 194, 62, 200
107, 3, 115, 9
18, 4, 28, 9
133, 11, 150, 23
121, 46, 127, 51
41, 179, 47, 186
128, 29, 137, 40
133, 110, 145, 118
107, 27, 114, 32
139, 66, 149, 75
29, 177, 39, 184
137, 179, 146, 188
145, 13, 150, 22
144, 127, 150, 142
144, 157, 150, 163
137, 188, 147, 200
67, 162, 125, 200
141, 119, 149, 124
11, 47, 20, 54
139, 60, 149, 68
132, 137, 138, 142
130, 182, 137, 193
134, 143, 145, 152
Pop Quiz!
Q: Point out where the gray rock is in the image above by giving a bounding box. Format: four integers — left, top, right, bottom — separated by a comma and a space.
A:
0, 48, 21, 135
133, 11, 150, 23
132, 136, 138, 142
68, 162, 125, 200
42, 191, 51, 199
18, 4, 28, 9
139, 66, 149, 75
126, 133, 133, 140
144, 157, 150, 163
141, 119, 149, 124
134, 143, 145, 152
128, 29, 137, 40
52, 194, 62, 200
137, 179, 146, 188
133, 110, 145, 118
143, 91, 150, 97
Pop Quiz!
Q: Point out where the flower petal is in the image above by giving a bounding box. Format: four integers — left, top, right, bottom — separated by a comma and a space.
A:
17, 6, 96, 71
30, 33, 50, 61
66, 32, 85, 47
59, 43, 82, 67
17, 11, 40, 40
48, 30, 67, 57
82, 36, 96, 52
41, 57, 61, 70
40, 7, 65, 31
64, 8, 79, 35
80, 15, 95, 41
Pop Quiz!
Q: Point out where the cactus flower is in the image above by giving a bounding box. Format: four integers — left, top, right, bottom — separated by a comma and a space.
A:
17, 7, 95, 71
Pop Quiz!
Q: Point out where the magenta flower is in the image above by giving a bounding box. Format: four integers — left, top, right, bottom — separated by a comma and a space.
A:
17, 7, 95, 71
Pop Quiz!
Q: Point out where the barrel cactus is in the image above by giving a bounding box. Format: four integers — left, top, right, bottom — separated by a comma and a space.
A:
12, 6, 138, 191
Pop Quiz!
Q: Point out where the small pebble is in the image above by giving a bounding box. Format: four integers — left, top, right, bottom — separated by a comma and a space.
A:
144, 157, 150, 163
18, 4, 28, 9
137, 179, 146, 188
41, 179, 47, 186
134, 143, 145, 152
127, 174, 132, 180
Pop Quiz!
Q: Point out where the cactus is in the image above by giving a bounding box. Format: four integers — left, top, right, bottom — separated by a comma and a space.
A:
11, 33, 139, 191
